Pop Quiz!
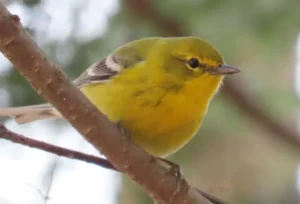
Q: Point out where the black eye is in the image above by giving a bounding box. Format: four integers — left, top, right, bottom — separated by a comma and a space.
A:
187, 58, 200, 68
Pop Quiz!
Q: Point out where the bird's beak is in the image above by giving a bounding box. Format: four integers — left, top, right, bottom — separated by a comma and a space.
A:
206, 64, 240, 75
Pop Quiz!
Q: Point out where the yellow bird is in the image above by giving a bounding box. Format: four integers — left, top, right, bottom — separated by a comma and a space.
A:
0, 37, 239, 157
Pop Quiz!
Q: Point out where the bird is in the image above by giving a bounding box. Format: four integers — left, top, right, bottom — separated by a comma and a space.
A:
0, 37, 239, 157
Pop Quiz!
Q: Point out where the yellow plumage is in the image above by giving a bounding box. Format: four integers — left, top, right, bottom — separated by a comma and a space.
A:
81, 69, 222, 156
0, 37, 239, 157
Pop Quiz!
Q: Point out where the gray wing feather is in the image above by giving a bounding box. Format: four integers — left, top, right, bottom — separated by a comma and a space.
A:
73, 57, 119, 87
73, 51, 144, 88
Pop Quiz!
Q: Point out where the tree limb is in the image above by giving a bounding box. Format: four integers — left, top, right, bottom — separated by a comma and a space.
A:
125, 0, 300, 150
0, 3, 227, 204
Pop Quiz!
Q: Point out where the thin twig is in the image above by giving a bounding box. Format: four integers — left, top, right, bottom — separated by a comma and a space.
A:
0, 125, 117, 171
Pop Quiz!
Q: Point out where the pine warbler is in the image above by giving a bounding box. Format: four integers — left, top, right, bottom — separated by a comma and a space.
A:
0, 37, 239, 157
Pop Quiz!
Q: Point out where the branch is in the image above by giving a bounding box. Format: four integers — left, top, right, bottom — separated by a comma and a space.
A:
0, 124, 229, 204
0, 125, 117, 171
125, 0, 300, 150
0, 3, 226, 204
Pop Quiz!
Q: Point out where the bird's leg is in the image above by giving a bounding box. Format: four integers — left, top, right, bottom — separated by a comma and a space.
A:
157, 157, 182, 179
155, 157, 187, 203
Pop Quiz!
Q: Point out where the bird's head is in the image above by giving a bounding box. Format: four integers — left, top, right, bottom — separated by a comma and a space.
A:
156, 37, 240, 81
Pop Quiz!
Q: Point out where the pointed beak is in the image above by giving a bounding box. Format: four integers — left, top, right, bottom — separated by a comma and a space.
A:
206, 64, 240, 75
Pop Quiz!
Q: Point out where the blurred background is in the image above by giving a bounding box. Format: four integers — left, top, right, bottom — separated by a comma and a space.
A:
1, 0, 300, 203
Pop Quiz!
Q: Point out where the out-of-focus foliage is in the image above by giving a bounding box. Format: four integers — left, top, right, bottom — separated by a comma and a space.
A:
23, 0, 41, 7
1, 0, 300, 203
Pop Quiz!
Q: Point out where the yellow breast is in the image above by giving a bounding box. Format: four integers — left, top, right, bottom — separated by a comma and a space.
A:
81, 71, 222, 157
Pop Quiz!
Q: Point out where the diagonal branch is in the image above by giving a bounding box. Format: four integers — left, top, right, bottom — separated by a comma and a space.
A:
0, 3, 227, 204
125, 0, 300, 150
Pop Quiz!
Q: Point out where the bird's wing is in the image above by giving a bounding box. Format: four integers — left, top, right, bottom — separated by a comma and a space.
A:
73, 55, 127, 87
74, 38, 160, 88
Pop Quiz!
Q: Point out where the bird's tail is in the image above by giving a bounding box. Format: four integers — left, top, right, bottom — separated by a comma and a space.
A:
0, 103, 61, 124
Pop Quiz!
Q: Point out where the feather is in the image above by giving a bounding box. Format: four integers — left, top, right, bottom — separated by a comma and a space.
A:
0, 103, 60, 124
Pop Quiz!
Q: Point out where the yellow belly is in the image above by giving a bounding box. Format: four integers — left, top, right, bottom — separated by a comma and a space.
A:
81, 74, 222, 157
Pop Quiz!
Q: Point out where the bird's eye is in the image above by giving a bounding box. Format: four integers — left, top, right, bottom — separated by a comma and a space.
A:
187, 58, 200, 69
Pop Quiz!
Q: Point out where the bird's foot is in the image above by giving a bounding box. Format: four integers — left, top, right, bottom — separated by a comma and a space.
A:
157, 158, 182, 179
156, 157, 186, 203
